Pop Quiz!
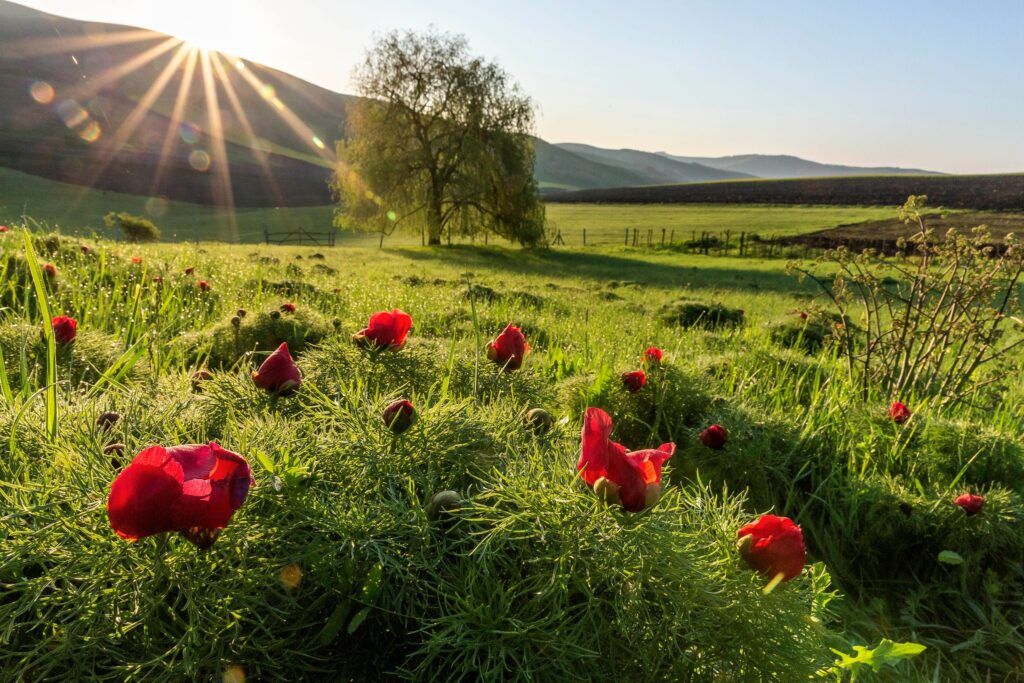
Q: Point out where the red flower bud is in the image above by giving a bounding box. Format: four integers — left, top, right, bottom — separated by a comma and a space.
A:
578, 408, 675, 512
954, 493, 984, 516
382, 398, 417, 434
621, 369, 647, 393
51, 315, 77, 344
107, 442, 253, 545
486, 324, 531, 371
736, 514, 806, 582
42, 262, 58, 278
699, 424, 727, 450
80, 245, 91, 254
198, 280, 211, 292
0, 225, 7, 233
252, 342, 302, 395
131, 257, 142, 264
185, 267, 195, 275
279, 302, 296, 313
889, 401, 911, 424
643, 346, 664, 364
353, 309, 412, 351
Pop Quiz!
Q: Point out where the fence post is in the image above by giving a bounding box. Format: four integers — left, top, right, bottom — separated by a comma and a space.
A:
632, 228, 638, 247
725, 230, 731, 256
583, 228, 587, 246
624, 228, 629, 246
669, 229, 674, 245
647, 229, 653, 247
262, 222, 269, 245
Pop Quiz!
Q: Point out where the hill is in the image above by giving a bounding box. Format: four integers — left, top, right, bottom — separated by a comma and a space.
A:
546, 173, 1024, 211
533, 138, 653, 191
0, 0, 350, 207
555, 142, 752, 185
656, 152, 941, 179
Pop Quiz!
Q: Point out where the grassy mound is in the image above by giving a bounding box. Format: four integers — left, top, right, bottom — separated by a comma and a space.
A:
182, 306, 333, 368
0, 322, 140, 387
660, 300, 745, 329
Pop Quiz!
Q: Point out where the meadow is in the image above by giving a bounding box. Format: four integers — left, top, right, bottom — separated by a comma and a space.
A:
2, 166, 903, 249
1, 216, 1022, 680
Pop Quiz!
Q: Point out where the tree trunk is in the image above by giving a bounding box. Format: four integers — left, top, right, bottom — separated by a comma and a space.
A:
426, 197, 443, 246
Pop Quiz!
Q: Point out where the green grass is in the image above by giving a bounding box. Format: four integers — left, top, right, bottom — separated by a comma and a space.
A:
0, 220, 1022, 680
4, 167, 902, 248
545, 202, 899, 246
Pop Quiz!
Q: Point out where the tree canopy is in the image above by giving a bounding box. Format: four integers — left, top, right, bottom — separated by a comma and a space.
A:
333, 30, 545, 246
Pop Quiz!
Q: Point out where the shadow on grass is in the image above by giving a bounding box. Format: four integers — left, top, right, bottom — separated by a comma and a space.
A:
388, 245, 815, 295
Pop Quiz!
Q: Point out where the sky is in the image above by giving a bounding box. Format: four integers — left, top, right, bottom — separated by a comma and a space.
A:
17, 0, 1024, 173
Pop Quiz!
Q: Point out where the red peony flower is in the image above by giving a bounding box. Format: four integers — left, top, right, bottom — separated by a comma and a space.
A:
107, 442, 253, 547
736, 514, 806, 582
486, 324, 531, 371
889, 401, 911, 424
279, 302, 296, 313
954, 493, 985, 516
621, 369, 647, 393
131, 256, 142, 264
42, 262, 58, 278
80, 245, 91, 254
0, 225, 7, 233
198, 280, 211, 291
185, 267, 195, 275
51, 315, 77, 344
699, 424, 727, 450
252, 342, 302, 395
382, 398, 417, 434
577, 407, 675, 512
353, 309, 412, 351
643, 346, 664, 364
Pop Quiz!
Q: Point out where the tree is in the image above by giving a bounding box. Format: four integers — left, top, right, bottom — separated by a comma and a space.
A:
333, 30, 545, 246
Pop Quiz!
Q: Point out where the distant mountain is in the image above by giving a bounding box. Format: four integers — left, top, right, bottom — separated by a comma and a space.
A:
552, 143, 752, 186
533, 139, 654, 191
655, 152, 941, 179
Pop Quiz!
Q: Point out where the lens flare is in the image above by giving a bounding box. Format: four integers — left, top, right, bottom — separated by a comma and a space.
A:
56, 99, 89, 128
30, 80, 54, 104
179, 121, 201, 145
279, 564, 303, 589
188, 149, 212, 171
145, 196, 169, 217
79, 120, 102, 143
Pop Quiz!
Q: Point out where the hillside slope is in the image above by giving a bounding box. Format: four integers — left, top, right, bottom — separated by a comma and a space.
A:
0, 0, 349, 206
556, 142, 752, 184
657, 152, 940, 179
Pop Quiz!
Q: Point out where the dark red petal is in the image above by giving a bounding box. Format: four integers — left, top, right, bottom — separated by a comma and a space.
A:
108, 446, 184, 540
578, 407, 615, 487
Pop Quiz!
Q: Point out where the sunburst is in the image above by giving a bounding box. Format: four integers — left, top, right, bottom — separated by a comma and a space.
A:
14, 23, 353, 229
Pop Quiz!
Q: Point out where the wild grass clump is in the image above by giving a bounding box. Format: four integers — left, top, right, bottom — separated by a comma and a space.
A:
182, 307, 332, 368
556, 362, 712, 446
660, 299, 745, 329
767, 310, 846, 353
0, 322, 138, 388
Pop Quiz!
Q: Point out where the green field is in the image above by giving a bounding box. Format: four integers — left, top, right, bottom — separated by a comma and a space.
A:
4, 167, 905, 248
1, 221, 1022, 680
544, 202, 897, 245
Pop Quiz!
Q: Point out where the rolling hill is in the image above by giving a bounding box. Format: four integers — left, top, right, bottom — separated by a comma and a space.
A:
656, 152, 940, 179
0, 0, 953, 208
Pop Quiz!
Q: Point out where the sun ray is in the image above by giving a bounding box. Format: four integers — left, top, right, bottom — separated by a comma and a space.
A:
81, 44, 193, 189
150, 46, 200, 195
66, 36, 182, 101
209, 51, 287, 207
228, 55, 336, 167
199, 49, 237, 240
2, 29, 162, 58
